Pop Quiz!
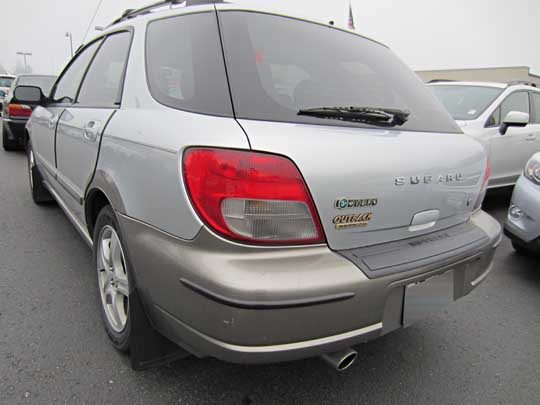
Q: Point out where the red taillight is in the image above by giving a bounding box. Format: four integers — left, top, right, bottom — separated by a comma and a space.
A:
8, 103, 32, 118
183, 148, 325, 245
474, 156, 491, 210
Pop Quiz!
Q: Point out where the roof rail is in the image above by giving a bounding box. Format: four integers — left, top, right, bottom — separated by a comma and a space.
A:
427, 79, 458, 84
109, 0, 224, 27
508, 80, 538, 88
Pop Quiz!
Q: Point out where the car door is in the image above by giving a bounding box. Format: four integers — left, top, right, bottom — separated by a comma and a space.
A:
55, 31, 132, 222
487, 91, 532, 186
31, 40, 102, 183
528, 91, 540, 156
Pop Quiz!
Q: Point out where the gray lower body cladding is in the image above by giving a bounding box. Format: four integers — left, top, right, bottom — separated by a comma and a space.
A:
117, 210, 501, 364
337, 220, 491, 278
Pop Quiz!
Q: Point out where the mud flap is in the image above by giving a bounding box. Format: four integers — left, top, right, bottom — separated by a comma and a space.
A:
129, 289, 190, 370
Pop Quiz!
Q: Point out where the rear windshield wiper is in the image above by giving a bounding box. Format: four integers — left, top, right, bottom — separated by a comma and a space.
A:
298, 106, 410, 127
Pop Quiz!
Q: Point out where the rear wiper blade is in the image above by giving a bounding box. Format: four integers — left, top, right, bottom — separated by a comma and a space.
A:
298, 106, 410, 127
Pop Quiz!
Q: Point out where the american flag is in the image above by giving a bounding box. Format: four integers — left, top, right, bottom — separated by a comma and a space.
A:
348, 2, 355, 30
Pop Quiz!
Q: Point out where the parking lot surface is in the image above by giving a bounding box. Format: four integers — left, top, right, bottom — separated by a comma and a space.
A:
1, 131, 539, 404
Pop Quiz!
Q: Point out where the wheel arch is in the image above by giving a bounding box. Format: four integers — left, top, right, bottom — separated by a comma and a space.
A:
85, 188, 112, 238
85, 169, 128, 238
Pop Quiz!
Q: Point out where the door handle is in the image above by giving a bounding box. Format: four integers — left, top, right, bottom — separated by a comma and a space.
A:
526, 134, 537, 141
82, 120, 101, 142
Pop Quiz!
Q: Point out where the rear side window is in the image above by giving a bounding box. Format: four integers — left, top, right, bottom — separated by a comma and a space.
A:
219, 11, 461, 133
77, 32, 132, 106
52, 40, 102, 104
145, 12, 233, 117
530, 92, 540, 124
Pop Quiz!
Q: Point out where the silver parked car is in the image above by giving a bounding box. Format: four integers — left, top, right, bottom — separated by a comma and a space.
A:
505, 153, 540, 255
428, 81, 540, 188
21, 1, 501, 370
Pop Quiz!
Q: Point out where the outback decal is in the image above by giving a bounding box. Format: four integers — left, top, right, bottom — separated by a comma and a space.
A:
333, 212, 373, 229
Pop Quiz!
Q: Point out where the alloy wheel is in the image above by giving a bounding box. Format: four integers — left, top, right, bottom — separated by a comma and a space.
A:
28, 147, 34, 190
96, 225, 130, 333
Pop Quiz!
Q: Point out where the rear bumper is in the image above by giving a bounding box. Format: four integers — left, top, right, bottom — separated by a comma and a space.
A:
2, 118, 27, 142
118, 210, 501, 364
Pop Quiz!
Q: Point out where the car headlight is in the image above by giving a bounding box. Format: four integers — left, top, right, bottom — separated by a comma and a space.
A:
509, 204, 525, 219
524, 156, 540, 185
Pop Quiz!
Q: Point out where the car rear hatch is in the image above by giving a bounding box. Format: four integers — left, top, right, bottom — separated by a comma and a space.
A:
217, 9, 487, 250
239, 121, 486, 250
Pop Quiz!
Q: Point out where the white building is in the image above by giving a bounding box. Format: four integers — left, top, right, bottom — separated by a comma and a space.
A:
416, 66, 540, 86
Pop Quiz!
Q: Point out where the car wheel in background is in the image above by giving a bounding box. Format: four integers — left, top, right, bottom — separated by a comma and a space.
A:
27, 141, 53, 204
94, 205, 134, 352
3, 123, 18, 151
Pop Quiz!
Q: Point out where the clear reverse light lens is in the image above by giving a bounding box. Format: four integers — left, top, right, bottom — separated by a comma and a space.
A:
221, 199, 318, 241
182, 148, 325, 245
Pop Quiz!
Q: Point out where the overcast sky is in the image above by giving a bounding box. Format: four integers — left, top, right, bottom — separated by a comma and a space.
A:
1, 0, 539, 76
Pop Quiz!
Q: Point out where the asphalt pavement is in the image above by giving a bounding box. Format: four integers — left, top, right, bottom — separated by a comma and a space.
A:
1, 126, 539, 404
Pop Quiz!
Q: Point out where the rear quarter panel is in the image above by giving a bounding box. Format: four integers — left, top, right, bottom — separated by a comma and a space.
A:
88, 16, 250, 240
92, 108, 249, 240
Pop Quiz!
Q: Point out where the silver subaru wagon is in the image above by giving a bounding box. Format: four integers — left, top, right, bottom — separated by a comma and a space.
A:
19, 0, 501, 371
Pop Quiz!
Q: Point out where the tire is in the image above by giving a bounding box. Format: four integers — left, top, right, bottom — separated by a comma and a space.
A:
93, 205, 133, 352
511, 241, 537, 257
27, 141, 53, 204
2, 123, 18, 151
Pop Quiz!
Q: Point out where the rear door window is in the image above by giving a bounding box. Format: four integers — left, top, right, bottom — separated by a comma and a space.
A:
77, 32, 132, 107
145, 12, 233, 117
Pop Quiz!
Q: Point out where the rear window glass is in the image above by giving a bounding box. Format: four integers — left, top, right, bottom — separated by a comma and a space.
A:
17, 76, 57, 96
0, 77, 14, 88
219, 11, 461, 133
145, 12, 232, 117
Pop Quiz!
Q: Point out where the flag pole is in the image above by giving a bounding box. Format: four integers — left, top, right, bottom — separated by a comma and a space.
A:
348, 1, 356, 30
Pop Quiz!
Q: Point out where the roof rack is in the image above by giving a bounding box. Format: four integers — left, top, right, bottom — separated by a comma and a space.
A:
507, 80, 538, 88
109, 0, 224, 27
427, 79, 458, 84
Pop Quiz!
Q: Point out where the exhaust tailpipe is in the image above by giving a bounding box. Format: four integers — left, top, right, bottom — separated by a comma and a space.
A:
321, 348, 357, 371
